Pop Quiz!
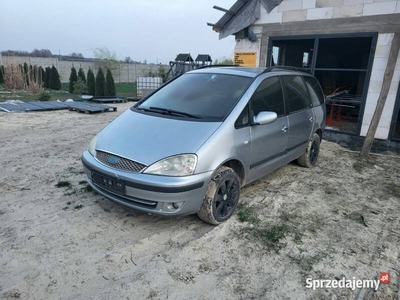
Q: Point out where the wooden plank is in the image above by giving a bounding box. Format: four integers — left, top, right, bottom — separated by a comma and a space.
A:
361, 32, 400, 156
258, 14, 400, 37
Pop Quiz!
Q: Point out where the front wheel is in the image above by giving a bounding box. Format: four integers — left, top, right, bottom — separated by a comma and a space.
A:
297, 133, 321, 168
197, 166, 241, 225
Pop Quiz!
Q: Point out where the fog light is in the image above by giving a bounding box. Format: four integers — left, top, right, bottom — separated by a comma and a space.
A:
174, 202, 184, 209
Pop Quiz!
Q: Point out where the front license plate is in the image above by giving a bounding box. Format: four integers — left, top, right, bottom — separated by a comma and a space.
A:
92, 172, 125, 196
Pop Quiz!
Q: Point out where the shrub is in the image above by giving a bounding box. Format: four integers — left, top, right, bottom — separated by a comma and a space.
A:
78, 68, 86, 83
39, 66, 45, 83
49, 65, 61, 90
95, 68, 105, 96
37, 91, 51, 101
105, 69, 116, 96
44, 67, 51, 88
23, 62, 29, 86
3, 65, 25, 89
69, 67, 78, 93
87, 68, 95, 96
73, 78, 87, 95
0, 65, 4, 84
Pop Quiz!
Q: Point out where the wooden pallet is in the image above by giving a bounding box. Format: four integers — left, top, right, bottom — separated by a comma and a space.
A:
67, 103, 117, 114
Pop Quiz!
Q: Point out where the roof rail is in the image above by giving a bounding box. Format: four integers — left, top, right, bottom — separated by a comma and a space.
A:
195, 64, 240, 70
263, 66, 312, 73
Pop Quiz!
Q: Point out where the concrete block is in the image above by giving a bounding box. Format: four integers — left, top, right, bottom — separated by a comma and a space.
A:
368, 81, 383, 93
255, 11, 283, 23
377, 33, 394, 45
344, 0, 373, 4
389, 80, 399, 94
364, 102, 378, 115
302, 0, 316, 9
278, 0, 303, 11
316, 0, 343, 8
372, 57, 389, 70
333, 4, 363, 17
365, 92, 380, 105
360, 124, 368, 136
370, 69, 385, 81
375, 126, 390, 139
386, 93, 397, 106
374, 45, 392, 58
362, 1, 397, 16
392, 70, 400, 84
306, 7, 334, 19
283, 9, 307, 21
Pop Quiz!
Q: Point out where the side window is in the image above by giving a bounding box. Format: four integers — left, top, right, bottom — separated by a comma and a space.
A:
281, 75, 312, 114
251, 77, 285, 117
304, 76, 325, 106
235, 104, 249, 128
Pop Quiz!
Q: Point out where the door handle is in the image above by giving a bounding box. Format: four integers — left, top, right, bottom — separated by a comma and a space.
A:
309, 117, 313, 122
282, 125, 288, 133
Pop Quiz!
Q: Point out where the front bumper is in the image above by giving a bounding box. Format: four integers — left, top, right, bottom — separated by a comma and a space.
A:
81, 150, 213, 216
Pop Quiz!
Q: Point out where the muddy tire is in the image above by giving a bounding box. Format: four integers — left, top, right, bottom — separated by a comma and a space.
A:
197, 166, 241, 225
297, 133, 321, 168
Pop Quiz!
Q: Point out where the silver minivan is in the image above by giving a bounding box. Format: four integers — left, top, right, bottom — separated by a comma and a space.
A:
81, 67, 326, 225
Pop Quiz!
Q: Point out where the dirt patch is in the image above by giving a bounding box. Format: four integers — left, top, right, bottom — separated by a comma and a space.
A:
0, 104, 399, 299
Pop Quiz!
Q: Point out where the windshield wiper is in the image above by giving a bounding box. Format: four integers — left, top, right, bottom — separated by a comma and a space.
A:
148, 107, 201, 119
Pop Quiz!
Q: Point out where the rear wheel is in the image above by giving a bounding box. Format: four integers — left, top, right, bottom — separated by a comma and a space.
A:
197, 166, 241, 225
297, 133, 321, 168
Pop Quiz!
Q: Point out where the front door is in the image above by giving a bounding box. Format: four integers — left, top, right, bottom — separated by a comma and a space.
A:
248, 76, 289, 182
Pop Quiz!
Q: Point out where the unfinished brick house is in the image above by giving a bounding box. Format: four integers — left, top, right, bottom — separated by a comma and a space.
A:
209, 0, 400, 148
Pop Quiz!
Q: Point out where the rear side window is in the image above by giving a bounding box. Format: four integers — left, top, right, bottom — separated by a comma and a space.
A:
304, 76, 325, 106
251, 77, 285, 117
281, 75, 312, 114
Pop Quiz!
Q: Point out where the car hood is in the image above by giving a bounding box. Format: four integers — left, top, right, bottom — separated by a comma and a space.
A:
96, 110, 222, 166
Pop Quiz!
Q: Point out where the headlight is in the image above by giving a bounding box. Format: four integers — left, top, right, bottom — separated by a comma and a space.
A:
88, 135, 98, 156
144, 154, 197, 176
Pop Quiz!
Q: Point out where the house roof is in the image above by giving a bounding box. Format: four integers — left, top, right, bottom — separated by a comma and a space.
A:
175, 54, 194, 62
208, 0, 250, 33
195, 54, 212, 62
208, 0, 283, 39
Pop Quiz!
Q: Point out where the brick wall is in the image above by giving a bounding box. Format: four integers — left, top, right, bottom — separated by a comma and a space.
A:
253, 0, 400, 24
360, 33, 400, 140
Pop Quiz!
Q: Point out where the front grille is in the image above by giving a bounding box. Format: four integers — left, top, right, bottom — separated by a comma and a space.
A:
95, 150, 146, 172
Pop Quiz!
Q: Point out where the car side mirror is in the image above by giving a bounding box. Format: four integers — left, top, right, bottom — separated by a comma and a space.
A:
253, 111, 278, 125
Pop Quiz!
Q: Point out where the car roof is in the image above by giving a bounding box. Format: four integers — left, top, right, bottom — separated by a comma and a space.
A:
188, 66, 311, 78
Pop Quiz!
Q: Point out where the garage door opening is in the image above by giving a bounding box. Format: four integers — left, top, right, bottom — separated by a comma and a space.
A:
268, 34, 376, 134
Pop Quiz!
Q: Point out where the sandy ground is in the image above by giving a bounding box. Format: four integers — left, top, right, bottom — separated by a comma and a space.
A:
0, 103, 399, 300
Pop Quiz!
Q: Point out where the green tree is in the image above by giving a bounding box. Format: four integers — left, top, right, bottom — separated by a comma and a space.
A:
0, 65, 4, 84
78, 68, 86, 83
87, 68, 95, 96
218, 57, 233, 65
69, 67, 78, 93
73, 78, 87, 95
105, 69, 116, 96
44, 67, 51, 88
157, 65, 168, 83
23, 62, 29, 86
49, 65, 61, 90
93, 46, 121, 72
95, 68, 105, 96
39, 66, 45, 83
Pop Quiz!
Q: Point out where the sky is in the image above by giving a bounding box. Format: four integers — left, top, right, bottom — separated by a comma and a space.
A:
0, 0, 236, 64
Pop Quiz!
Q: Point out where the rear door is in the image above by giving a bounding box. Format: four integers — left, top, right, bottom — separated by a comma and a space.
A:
281, 75, 314, 158
247, 76, 289, 182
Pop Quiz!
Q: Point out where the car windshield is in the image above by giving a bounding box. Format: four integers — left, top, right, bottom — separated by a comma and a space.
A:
137, 73, 252, 120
